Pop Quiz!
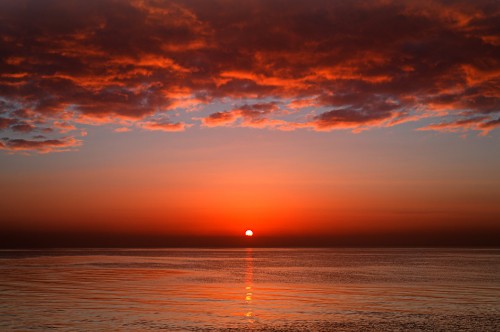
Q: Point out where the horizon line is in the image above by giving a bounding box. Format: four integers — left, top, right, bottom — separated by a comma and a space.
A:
1, 230, 499, 249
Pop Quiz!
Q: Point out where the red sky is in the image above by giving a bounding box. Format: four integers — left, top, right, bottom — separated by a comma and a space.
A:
0, 0, 499, 246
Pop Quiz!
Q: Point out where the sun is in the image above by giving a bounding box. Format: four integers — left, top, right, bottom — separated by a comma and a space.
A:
245, 230, 253, 237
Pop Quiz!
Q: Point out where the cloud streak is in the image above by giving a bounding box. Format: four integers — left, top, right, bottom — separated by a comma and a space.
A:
0, 137, 81, 153
0, 0, 498, 152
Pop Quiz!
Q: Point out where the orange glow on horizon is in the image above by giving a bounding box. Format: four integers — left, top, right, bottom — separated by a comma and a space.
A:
0, 0, 499, 247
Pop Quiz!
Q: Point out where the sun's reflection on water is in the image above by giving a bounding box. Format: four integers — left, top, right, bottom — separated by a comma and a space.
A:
245, 248, 254, 323
1, 249, 499, 331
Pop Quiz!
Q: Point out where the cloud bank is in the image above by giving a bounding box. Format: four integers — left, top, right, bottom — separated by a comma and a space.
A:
0, 0, 498, 152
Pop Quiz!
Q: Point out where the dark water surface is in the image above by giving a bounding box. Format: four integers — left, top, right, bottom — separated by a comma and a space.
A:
0, 248, 499, 331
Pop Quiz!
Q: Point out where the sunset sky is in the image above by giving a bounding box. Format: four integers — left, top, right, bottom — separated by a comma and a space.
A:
0, 0, 499, 246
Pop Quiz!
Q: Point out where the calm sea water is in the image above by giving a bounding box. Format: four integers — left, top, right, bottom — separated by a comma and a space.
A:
0, 248, 499, 331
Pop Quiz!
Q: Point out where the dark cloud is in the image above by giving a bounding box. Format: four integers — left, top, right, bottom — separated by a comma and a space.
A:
480, 117, 500, 129
418, 115, 498, 134
0, 0, 499, 152
11, 123, 35, 133
202, 102, 287, 128
313, 108, 393, 130
0, 117, 15, 129
0, 137, 81, 153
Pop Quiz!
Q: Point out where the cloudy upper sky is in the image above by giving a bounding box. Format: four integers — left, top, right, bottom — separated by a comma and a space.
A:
0, 0, 499, 245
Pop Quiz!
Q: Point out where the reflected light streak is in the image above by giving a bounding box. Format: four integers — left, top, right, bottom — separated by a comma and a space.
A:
244, 248, 254, 323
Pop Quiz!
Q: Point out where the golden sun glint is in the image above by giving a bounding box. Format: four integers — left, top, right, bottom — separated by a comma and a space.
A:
245, 230, 253, 237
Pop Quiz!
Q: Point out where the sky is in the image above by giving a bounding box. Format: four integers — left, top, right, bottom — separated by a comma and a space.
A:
0, 0, 499, 246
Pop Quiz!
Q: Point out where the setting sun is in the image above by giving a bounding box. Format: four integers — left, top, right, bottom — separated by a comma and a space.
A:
0, 0, 498, 331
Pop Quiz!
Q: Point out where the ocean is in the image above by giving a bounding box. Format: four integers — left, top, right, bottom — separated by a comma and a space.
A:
0, 248, 499, 331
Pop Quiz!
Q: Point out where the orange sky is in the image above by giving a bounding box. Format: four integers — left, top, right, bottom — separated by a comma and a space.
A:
0, 0, 499, 246
2, 127, 499, 243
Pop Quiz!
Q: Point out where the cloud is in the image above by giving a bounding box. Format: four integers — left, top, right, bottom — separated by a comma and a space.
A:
0, 117, 16, 129
0, 137, 82, 153
139, 120, 189, 132
480, 117, 500, 130
202, 102, 285, 128
0, 0, 499, 153
114, 127, 131, 133
418, 116, 500, 134
203, 111, 239, 127
11, 123, 35, 133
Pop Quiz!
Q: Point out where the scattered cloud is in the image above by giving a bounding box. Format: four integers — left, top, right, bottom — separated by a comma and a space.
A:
0, 0, 498, 153
418, 115, 500, 135
480, 117, 500, 130
203, 111, 239, 127
10, 123, 35, 133
139, 120, 189, 132
202, 102, 282, 128
0, 137, 82, 154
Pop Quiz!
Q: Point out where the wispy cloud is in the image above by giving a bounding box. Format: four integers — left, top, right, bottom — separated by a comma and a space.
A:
0, 137, 82, 153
